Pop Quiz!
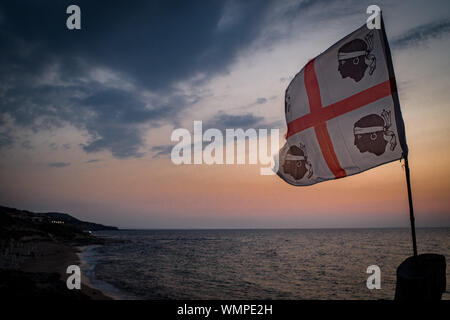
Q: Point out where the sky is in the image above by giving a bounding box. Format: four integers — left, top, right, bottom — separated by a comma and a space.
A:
0, 0, 450, 229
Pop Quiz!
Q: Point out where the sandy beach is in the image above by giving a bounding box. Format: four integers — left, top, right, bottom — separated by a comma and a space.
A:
0, 206, 116, 299
18, 241, 113, 299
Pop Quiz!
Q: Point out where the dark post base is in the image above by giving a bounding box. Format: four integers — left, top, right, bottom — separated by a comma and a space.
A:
395, 253, 446, 300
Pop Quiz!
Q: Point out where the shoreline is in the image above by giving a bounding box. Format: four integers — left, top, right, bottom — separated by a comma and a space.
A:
74, 245, 117, 300
0, 205, 120, 299
76, 245, 126, 300
18, 241, 114, 300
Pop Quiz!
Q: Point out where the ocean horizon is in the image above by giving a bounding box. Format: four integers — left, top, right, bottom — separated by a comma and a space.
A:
108, 227, 450, 230
79, 227, 450, 300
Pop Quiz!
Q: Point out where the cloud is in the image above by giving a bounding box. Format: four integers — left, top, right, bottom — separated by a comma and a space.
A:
86, 159, 100, 163
49, 143, 58, 151
391, 19, 450, 49
0, 1, 274, 91
2, 1, 413, 159
49, 162, 70, 168
151, 111, 282, 158
0, 0, 277, 158
205, 112, 265, 131
21, 140, 33, 150
216, 0, 244, 32
203, 111, 283, 133
0, 131, 13, 149
151, 145, 173, 158
81, 124, 146, 158
0, 61, 203, 158
256, 97, 267, 104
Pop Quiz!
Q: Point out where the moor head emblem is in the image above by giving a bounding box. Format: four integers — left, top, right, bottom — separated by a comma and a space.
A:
338, 31, 376, 82
354, 109, 397, 156
282, 143, 313, 180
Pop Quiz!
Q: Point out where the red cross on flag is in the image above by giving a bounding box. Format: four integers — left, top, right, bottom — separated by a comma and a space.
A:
277, 18, 408, 186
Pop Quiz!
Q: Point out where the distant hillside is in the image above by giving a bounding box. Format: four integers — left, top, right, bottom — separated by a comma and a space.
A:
0, 206, 118, 232
43, 212, 118, 231
0, 206, 105, 251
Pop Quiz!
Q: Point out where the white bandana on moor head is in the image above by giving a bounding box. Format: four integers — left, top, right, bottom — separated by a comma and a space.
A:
285, 155, 306, 161
338, 51, 367, 60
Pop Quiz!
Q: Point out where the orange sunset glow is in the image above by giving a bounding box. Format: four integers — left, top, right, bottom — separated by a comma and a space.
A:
1, 0, 449, 229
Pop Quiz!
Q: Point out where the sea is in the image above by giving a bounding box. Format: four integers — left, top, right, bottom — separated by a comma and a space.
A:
79, 228, 450, 300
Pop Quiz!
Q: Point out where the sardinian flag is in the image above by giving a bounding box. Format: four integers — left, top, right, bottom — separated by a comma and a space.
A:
277, 17, 408, 186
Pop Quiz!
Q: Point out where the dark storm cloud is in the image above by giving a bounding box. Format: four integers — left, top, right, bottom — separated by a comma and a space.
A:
0, 0, 274, 89
0, 0, 277, 158
49, 162, 71, 168
391, 19, 450, 49
0, 0, 378, 159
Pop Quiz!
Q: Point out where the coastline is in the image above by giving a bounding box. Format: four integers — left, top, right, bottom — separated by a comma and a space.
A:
0, 205, 118, 299
76, 245, 126, 300
2, 204, 448, 300
19, 241, 114, 300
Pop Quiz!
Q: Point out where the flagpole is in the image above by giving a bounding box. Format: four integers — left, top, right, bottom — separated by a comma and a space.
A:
404, 155, 418, 257
380, 12, 418, 258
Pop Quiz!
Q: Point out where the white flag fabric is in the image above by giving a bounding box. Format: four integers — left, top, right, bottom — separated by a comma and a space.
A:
277, 18, 408, 186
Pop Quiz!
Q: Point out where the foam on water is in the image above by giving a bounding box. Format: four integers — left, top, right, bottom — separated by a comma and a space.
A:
78, 245, 136, 299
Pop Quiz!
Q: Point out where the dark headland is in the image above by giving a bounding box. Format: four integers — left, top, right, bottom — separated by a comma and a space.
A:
0, 205, 118, 299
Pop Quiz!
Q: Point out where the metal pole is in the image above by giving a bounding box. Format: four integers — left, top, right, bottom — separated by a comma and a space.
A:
404, 155, 418, 257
